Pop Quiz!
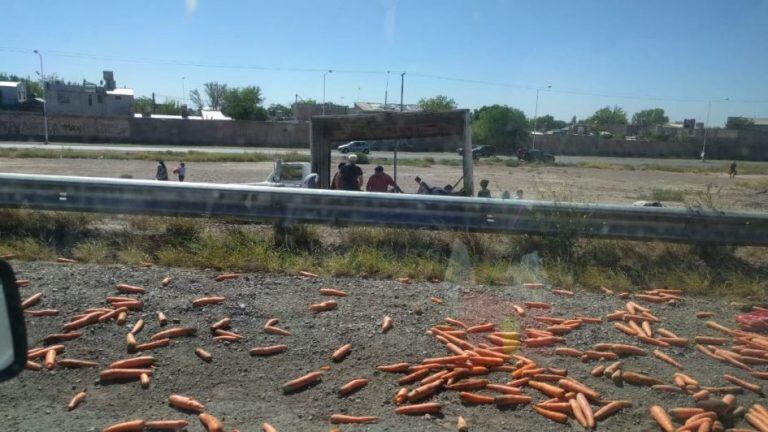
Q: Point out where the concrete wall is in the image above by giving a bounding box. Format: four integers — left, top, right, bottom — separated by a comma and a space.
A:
0, 112, 308, 147
534, 133, 768, 161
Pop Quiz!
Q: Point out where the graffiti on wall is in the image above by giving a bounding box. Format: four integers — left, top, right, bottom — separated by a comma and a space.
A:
0, 113, 130, 138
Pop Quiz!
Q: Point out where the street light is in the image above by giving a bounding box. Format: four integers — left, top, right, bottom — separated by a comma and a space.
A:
384, 71, 390, 105
33, 50, 49, 144
701, 97, 729, 162
322, 69, 333, 115
531, 85, 551, 150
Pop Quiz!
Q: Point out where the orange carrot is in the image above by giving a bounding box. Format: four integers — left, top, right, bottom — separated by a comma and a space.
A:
198, 413, 224, 432
408, 380, 444, 401
393, 388, 409, 405
27, 344, 65, 359
145, 420, 189, 430
309, 300, 337, 312
21, 292, 42, 309
57, 358, 98, 368
214, 329, 243, 339
109, 356, 155, 369
467, 323, 495, 333
669, 408, 705, 420
528, 380, 566, 398
67, 391, 86, 411
140, 373, 150, 389
135, 339, 171, 351
430, 296, 443, 304
724, 374, 763, 395
62, 311, 102, 331
653, 349, 683, 369
331, 343, 352, 362
150, 327, 196, 341
319, 288, 348, 297
445, 379, 488, 391
524, 301, 551, 309
446, 317, 468, 328
621, 371, 663, 386
15, 278, 30, 287
459, 392, 494, 405
382, 315, 393, 333
525, 336, 563, 347
195, 348, 212, 362
156, 312, 168, 326
56, 257, 77, 264
329, 414, 378, 424
377, 362, 410, 373
650, 405, 674, 432
98, 307, 129, 323
558, 379, 601, 401
593, 401, 628, 421
102, 420, 145, 432
214, 273, 240, 282
262, 423, 278, 432
695, 336, 729, 345
339, 378, 369, 396
25, 360, 42, 371
192, 296, 226, 307
116, 284, 146, 294
457, 416, 468, 431
250, 345, 288, 356
100, 368, 153, 381
264, 325, 291, 336
210, 317, 231, 330
569, 398, 589, 428
469, 356, 505, 367
283, 371, 323, 392
168, 394, 205, 412
494, 394, 533, 406
127, 332, 138, 350
160, 277, 173, 287
398, 369, 432, 385
24, 309, 59, 317
44, 349, 56, 369
394, 402, 442, 415
532, 405, 569, 424
553, 289, 574, 296
576, 393, 595, 428
130, 319, 144, 335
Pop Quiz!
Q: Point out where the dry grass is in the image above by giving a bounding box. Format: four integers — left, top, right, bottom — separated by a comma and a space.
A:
0, 147, 309, 163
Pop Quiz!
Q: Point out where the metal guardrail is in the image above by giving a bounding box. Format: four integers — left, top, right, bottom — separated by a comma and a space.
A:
0, 173, 767, 246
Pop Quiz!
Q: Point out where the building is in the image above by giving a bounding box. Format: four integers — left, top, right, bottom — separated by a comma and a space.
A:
727, 117, 768, 132
351, 101, 420, 113
293, 102, 349, 121
45, 71, 134, 116
0, 81, 27, 107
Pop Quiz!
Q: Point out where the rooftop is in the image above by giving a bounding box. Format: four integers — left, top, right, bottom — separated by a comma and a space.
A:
0, 81, 23, 87
106, 88, 134, 96
353, 101, 421, 112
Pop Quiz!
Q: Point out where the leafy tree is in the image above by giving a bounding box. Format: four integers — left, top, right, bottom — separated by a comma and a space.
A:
418, 95, 457, 112
222, 86, 266, 120
631, 108, 669, 135
299, 98, 318, 105
472, 105, 530, 153
0, 72, 43, 99
268, 103, 293, 119
531, 114, 567, 131
155, 100, 182, 115
189, 89, 204, 112
726, 117, 755, 130
586, 105, 628, 130
133, 96, 154, 114
132, 97, 181, 115
203, 82, 228, 110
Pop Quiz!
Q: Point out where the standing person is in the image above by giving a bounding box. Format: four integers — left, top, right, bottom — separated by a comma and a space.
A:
366, 165, 401, 192
729, 161, 738, 179
174, 162, 186, 182
155, 161, 168, 181
477, 179, 492, 198
339, 154, 363, 191
330, 162, 345, 190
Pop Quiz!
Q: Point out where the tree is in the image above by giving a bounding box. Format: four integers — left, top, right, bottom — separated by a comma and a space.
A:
531, 114, 567, 132
189, 89, 204, 112
631, 108, 668, 135
133, 96, 154, 114
268, 103, 293, 120
726, 117, 755, 130
203, 82, 228, 110
0, 72, 43, 98
222, 86, 266, 120
571, 115, 577, 125
418, 95, 457, 112
586, 105, 628, 130
472, 105, 530, 153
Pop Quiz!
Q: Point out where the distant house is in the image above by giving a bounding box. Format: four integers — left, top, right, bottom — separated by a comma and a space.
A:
0, 81, 27, 107
45, 71, 134, 116
293, 102, 349, 121
352, 101, 420, 113
200, 109, 231, 120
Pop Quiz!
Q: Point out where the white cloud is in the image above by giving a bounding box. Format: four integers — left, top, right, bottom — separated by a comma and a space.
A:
185, 0, 198, 15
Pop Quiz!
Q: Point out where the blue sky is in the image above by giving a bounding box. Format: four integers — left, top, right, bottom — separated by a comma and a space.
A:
2, 0, 767, 125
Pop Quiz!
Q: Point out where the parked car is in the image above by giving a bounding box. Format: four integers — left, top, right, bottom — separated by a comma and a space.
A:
337, 141, 370, 154
457, 145, 495, 159
517, 148, 555, 163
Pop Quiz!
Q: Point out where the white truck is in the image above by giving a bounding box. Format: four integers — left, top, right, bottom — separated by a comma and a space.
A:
249, 160, 318, 188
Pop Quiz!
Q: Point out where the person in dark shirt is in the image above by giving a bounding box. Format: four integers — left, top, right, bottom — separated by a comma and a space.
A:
330, 162, 345, 190
477, 179, 492, 198
366, 166, 401, 192
729, 161, 738, 179
339, 154, 363, 190
155, 161, 168, 181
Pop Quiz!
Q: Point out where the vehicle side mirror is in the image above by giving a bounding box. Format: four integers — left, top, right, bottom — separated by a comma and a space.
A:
0, 260, 28, 382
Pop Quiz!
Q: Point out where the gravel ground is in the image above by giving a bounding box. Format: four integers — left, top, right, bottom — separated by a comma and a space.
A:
1, 260, 767, 431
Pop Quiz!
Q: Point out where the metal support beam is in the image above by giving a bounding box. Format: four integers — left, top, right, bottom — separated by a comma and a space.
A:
1, 173, 767, 246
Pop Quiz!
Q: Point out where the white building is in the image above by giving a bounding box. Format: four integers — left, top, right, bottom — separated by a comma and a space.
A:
45, 71, 134, 116
0, 81, 27, 107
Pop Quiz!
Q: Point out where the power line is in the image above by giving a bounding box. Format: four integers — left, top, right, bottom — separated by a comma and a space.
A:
2, 46, 767, 104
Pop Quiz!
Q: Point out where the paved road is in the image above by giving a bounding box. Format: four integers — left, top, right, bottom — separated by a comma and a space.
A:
2, 141, 766, 168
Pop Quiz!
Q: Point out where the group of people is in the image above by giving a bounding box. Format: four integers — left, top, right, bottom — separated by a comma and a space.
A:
330, 154, 523, 199
155, 161, 186, 182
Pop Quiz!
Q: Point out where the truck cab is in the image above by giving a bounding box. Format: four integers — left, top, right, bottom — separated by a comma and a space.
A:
250, 160, 317, 188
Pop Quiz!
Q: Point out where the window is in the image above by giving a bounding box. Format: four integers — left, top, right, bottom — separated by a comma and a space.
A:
57, 94, 70, 104
88, 94, 92, 106
97, 94, 103, 103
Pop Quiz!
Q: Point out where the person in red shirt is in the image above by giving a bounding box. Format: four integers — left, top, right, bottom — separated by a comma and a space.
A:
366, 166, 401, 192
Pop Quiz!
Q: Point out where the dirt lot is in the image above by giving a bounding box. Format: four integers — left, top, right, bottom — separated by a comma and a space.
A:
2, 156, 767, 212
2, 260, 767, 431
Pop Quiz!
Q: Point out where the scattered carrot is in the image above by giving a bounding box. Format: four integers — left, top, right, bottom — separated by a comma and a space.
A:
724, 374, 763, 395
494, 394, 533, 406
394, 402, 442, 415
650, 405, 674, 432
135, 339, 171, 351
524, 301, 551, 309
100, 368, 153, 381
576, 393, 595, 428
532, 405, 569, 424
198, 413, 224, 432
102, 420, 145, 432
116, 311, 128, 325
67, 391, 86, 411
467, 323, 494, 333
593, 401, 629, 421
157, 312, 168, 326
25, 360, 42, 371
558, 379, 600, 401
140, 373, 151, 389
622, 371, 664, 386
298, 270, 319, 278
319, 288, 348, 297
457, 415, 468, 431
168, 394, 206, 412
523, 283, 544, 289
553, 289, 574, 296
283, 371, 323, 392
44, 349, 56, 369
192, 296, 226, 307
21, 292, 42, 309
56, 257, 77, 264
211, 317, 231, 330
116, 283, 146, 294
332, 343, 352, 362
264, 325, 291, 336
145, 420, 189, 430
528, 380, 566, 399
339, 378, 369, 396
653, 349, 683, 369
130, 319, 144, 335
329, 414, 378, 424
150, 327, 196, 341
459, 392, 494, 405
262, 423, 278, 432
98, 307, 128, 323
430, 297, 443, 304
309, 300, 337, 312
382, 315, 393, 333
214, 273, 240, 282
24, 309, 59, 317
446, 317, 468, 328
43, 332, 81, 344
109, 356, 155, 369
195, 348, 212, 362
377, 362, 410, 373
57, 359, 99, 368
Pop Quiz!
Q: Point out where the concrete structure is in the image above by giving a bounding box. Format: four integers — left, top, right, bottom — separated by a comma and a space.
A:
293, 103, 348, 121
352, 102, 420, 113
0, 81, 26, 107
45, 71, 134, 116
728, 117, 768, 132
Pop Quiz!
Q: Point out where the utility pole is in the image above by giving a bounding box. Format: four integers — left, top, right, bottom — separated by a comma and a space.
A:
33, 50, 49, 144
531, 85, 551, 150
701, 97, 729, 162
394, 71, 406, 186
399, 72, 405, 112
384, 71, 390, 105
181, 76, 186, 105
322, 70, 332, 115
